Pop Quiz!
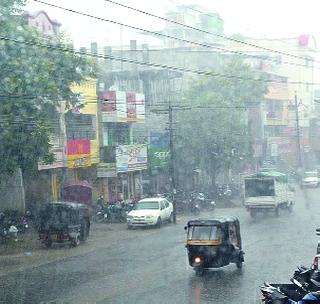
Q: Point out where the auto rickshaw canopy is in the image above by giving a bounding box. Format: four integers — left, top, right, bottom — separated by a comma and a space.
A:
186, 216, 242, 248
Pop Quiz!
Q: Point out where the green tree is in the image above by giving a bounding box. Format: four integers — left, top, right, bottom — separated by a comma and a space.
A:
0, 0, 95, 174
175, 56, 268, 189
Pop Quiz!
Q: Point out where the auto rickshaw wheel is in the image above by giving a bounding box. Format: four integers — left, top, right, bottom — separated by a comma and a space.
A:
80, 223, 88, 242
195, 267, 204, 276
71, 236, 80, 247
236, 260, 243, 269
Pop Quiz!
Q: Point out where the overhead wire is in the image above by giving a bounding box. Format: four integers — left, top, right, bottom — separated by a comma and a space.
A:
102, 0, 318, 70
2, 35, 320, 86
31, 0, 320, 71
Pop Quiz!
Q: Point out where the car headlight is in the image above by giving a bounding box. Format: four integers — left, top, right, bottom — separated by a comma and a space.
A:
146, 215, 154, 219
127, 215, 133, 219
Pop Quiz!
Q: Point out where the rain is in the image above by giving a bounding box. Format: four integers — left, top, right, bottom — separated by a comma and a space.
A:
1, 0, 320, 303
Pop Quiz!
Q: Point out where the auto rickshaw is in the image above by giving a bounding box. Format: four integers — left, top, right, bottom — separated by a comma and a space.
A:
38, 202, 90, 248
185, 216, 244, 275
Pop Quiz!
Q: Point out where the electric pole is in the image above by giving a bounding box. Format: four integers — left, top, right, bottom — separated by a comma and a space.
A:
168, 103, 177, 224
294, 92, 303, 169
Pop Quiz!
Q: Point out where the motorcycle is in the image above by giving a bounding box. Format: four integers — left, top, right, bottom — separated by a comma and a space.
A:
261, 267, 320, 303
94, 206, 110, 223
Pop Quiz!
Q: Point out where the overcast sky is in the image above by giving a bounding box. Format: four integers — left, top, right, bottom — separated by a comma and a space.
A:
26, 0, 320, 49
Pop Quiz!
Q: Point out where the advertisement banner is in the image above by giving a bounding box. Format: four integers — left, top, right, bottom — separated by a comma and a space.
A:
150, 131, 170, 169
97, 163, 117, 178
67, 139, 91, 168
135, 93, 145, 123
116, 145, 148, 172
100, 91, 127, 122
126, 92, 137, 121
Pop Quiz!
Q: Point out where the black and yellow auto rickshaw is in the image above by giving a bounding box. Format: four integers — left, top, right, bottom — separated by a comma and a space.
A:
38, 202, 90, 248
185, 216, 244, 275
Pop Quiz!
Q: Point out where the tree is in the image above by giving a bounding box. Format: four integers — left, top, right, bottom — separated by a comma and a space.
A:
0, 0, 95, 175
175, 56, 268, 190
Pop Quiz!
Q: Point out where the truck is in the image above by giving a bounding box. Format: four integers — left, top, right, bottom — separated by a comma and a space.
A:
243, 171, 294, 218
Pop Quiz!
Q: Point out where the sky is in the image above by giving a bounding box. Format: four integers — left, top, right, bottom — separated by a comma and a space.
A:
25, 0, 320, 49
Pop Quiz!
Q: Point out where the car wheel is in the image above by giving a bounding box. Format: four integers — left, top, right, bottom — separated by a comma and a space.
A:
168, 213, 173, 223
250, 210, 256, 218
127, 225, 133, 230
275, 206, 280, 217
155, 217, 162, 228
44, 240, 52, 248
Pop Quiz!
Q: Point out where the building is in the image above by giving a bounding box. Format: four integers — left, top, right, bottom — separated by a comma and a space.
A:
229, 34, 317, 170
22, 10, 61, 36
97, 89, 147, 202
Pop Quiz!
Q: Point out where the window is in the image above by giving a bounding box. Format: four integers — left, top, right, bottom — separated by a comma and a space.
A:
65, 113, 96, 140
164, 201, 169, 208
266, 100, 283, 119
104, 122, 130, 146
187, 226, 221, 240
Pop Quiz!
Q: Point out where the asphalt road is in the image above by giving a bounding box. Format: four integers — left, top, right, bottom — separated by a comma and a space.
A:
1, 187, 320, 304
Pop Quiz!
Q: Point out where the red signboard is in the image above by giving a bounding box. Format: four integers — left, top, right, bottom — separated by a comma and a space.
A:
67, 139, 91, 155
99, 91, 116, 112
126, 92, 137, 119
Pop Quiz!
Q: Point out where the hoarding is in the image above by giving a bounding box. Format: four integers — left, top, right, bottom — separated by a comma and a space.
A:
116, 144, 148, 172
67, 139, 92, 168
100, 91, 127, 122
99, 91, 145, 123
150, 131, 170, 169
97, 163, 117, 178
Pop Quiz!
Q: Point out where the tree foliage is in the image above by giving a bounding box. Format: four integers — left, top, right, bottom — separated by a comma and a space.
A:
0, 0, 95, 174
175, 56, 268, 188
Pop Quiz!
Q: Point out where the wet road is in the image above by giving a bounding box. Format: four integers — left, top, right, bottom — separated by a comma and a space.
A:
1, 187, 320, 304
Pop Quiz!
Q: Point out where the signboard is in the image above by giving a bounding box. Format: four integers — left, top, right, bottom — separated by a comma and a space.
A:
270, 143, 278, 157
150, 131, 170, 169
126, 92, 137, 121
99, 91, 145, 123
100, 91, 127, 122
97, 163, 117, 178
136, 93, 145, 123
253, 144, 263, 158
38, 149, 66, 170
116, 144, 148, 172
67, 139, 91, 168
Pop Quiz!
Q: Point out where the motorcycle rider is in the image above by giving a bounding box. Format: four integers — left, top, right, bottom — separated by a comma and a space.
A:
96, 195, 106, 210
292, 270, 320, 303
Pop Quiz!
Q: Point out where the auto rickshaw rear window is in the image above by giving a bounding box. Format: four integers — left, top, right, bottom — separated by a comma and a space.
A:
188, 225, 221, 240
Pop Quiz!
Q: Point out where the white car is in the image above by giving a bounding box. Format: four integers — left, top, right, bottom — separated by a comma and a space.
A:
127, 197, 173, 229
301, 171, 319, 188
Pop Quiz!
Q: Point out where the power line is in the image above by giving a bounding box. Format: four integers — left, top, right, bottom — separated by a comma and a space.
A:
167, 0, 320, 62
102, 0, 319, 70
2, 35, 320, 86
32, 0, 320, 72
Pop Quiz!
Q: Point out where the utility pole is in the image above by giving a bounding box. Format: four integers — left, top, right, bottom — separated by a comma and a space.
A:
294, 92, 303, 169
168, 103, 177, 224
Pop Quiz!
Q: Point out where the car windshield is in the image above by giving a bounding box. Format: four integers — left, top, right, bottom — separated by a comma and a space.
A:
188, 226, 221, 240
133, 202, 159, 210
304, 172, 317, 178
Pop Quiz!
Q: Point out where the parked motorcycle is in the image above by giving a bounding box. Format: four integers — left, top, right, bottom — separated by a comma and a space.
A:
261, 268, 320, 303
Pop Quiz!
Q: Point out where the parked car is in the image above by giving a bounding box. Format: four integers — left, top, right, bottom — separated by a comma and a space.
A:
301, 171, 319, 188
126, 197, 173, 229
